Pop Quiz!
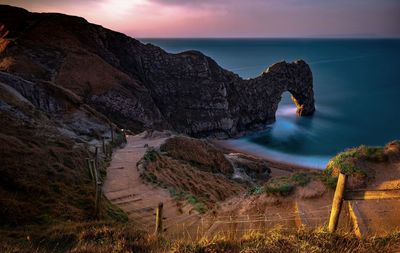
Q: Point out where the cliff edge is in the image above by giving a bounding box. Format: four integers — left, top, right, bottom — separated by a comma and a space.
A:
0, 5, 314, 137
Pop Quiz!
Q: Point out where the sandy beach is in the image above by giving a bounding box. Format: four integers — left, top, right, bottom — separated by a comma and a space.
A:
211, 139, 321, 174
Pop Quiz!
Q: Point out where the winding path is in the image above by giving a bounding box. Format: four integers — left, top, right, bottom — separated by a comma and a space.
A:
103, 132, 400, 239
103, 132, 201, 233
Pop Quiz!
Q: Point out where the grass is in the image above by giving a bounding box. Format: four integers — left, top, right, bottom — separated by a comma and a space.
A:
143, 148, 157, 162
249, 172, 314, 196
160, 136, 233, 174
2, 224, 399, 253
326, 145, 390, 176
321, 141, 400, 189
139, 150, 244, 213
322, 143, 397, 189
291, 172, 311, 186
168, 188, 207, 214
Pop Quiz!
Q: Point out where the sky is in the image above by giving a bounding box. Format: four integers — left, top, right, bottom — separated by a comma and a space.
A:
3, 0, 400, 38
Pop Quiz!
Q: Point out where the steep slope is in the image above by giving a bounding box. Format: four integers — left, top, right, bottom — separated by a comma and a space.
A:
0, 73, 127, 226
0, 5, 315, 137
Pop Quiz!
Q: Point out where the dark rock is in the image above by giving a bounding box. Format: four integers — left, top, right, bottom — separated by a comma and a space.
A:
226, 153, 271, 182
0, 5, 315, 137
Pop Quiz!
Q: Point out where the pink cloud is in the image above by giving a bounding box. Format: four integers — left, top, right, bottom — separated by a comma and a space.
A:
2, 0, 400, 37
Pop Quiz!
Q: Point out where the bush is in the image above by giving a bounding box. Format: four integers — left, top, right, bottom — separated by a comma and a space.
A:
248, 185, 264, 195
143, 148, 157, 162
291, 172, 311, 186
250, 173, 314, 196
264, 177, 294, 196
167, 189, 207, 214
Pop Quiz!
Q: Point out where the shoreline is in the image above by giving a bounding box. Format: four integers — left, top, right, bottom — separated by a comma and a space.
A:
211, 139, 322, 173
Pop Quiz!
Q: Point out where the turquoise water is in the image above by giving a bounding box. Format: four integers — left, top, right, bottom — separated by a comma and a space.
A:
140, 38, 400, 168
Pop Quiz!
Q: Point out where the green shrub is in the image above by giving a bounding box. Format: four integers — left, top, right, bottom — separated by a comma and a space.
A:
291, 172, 311, 186
248, 185, 264, 195
143, 148, 157, 162
167, 190, 207, 213
321, 169, 338, 189
249, 173, 314, 196
264, 177, 294, 196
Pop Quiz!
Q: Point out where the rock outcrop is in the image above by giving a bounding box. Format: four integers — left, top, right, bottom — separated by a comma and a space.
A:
0, 5, 315, 137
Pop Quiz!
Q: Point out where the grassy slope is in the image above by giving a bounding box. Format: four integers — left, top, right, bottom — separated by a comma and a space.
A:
138, 137, 245, 212
2, 225, 399, 253
324, 141, 400, 189
0, 82, 128, 249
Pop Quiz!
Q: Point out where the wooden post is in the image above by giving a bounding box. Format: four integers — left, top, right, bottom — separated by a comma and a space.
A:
121, 129, 127, 143
155, 202, 164, 235
108, 144, 112, 158
110, 124, 114, 144
348, 201, 367, 238
90, 159, 98, 186
328, 172, 347, 233
94, 181, 102, 219
86, 158, 94, 180
94, 147, 98, 169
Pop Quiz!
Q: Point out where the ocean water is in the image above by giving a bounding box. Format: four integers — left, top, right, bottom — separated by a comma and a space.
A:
140, 38, 400, 169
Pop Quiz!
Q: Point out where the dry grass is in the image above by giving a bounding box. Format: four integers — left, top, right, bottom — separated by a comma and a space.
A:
160, 136, 233, 175
2, 224, 399, 253
140, 151, 245, 206
169, 229, 400, 253
0, 102, 126, 227
250, 172, 323, 197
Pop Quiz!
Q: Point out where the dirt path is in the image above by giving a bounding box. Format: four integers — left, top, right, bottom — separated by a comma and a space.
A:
103, 132, 201, 233
103, 133, 331, 238
103, 133, 400, 238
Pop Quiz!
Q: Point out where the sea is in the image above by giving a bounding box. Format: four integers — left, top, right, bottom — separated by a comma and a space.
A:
140, 38, 400, 169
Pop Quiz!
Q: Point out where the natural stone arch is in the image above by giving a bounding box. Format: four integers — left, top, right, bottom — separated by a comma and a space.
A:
258, 60, 315, 117
141, 49, 316, 137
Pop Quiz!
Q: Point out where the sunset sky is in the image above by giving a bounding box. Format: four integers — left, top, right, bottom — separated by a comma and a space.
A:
3, 0, 400, 38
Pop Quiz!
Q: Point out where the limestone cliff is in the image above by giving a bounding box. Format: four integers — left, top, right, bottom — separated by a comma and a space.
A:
0, 5, 314, 137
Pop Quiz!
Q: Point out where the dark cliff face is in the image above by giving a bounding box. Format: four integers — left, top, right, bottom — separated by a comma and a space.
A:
0, 5, 315, 137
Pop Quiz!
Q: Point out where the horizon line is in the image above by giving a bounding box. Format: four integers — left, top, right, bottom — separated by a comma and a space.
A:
137, 36, 400, 40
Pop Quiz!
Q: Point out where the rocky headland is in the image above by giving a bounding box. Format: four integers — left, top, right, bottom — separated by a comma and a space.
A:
0, 4, 314, 138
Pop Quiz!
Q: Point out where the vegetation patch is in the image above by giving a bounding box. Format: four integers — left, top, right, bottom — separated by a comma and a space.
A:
143, 148, 157, 162
4, 226, 399, 253
139, 151, 245, 212
264, 177, 295, 196
249, 172, 315, 196
160, 136, 233, 175
168, 187, 207, 213
322, 141, 400, 189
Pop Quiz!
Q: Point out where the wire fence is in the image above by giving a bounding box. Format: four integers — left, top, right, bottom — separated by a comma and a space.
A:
121, 202, 334, 240
111, 192, 400, 241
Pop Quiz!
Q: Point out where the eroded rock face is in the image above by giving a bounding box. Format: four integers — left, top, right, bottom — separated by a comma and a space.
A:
0, 5, 315, 137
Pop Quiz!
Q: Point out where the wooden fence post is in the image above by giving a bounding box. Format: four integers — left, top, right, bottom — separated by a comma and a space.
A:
86, 158, 94, 180
121, 129, 127, 143
155, 202, 164, 235
94, 181, 102, 219
102, 137, 106, 154
328, 172, 347, 233
104, 144, 111, 159
94, 147, 98, 169
110, 124, 114, 144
